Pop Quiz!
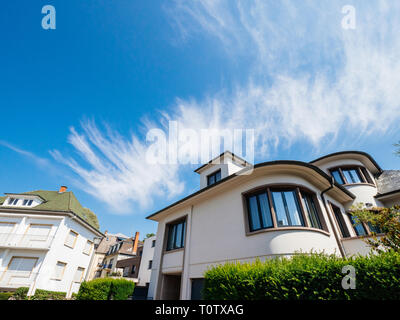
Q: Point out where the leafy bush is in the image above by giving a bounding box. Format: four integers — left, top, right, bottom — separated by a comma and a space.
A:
203, 251, 400, 300
0, 292, 14, 300
13, 287, 29, 300
76, 278, 135, 300
30, 289, 66, 300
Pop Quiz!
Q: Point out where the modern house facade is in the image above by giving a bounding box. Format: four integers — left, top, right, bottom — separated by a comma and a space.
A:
0, 187, 103, 297
146, 151, 400, 300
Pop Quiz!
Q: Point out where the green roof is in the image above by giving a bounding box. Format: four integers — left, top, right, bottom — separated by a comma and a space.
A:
0, 190, 100, 230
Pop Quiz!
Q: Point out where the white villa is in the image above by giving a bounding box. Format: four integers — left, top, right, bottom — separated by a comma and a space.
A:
146, 151, 400, 300
0, 186, 103, 298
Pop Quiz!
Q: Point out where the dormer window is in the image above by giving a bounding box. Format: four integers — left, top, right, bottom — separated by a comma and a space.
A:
22, 199, 33, 206
207, 170, 221, 186
8, 198, 18, 205
330, 166, 373, 185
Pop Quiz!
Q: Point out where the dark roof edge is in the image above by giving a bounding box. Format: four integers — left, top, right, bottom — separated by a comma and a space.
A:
309, 151, 383, 173
375, 188, 400, 199
147, 160, 355, 220
194, 151, 252, 173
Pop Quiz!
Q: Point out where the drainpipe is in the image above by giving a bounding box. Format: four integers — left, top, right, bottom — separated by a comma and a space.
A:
320, 177, 346, 258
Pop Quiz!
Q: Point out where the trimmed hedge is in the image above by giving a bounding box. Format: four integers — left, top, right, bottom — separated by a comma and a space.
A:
76, 278, 135, 300
203, 251, 400, 300
13, 287, 29, 300
30, 289, 66, 300
0, 292, 14, 300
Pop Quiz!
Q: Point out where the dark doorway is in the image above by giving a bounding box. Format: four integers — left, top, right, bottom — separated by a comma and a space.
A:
191, 278, 205, 300
160, 274, 181, 300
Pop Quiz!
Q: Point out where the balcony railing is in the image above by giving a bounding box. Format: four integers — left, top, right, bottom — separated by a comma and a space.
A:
0, 233, 54, 250
0, 271, 38, 288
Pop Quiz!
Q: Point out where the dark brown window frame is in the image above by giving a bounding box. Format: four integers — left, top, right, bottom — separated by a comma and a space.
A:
164, 217, 187, 253
242, 184, 329, 236
346, 212, 383, 238
329, 165, 375, 186
207, 169, 222, 186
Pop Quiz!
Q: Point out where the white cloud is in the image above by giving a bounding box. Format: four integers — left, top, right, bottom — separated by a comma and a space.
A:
50, 121, 184, 214
53, 1, 400, 213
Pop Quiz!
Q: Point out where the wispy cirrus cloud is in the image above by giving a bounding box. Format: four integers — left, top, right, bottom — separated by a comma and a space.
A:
0, 140, 50, 168
50, 121, 184, 214
52, 1, 400, 213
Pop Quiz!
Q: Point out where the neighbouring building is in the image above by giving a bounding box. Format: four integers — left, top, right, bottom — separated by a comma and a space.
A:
0, 186, 103, 297
88, 231, 141, 279
146, 151, 400, 300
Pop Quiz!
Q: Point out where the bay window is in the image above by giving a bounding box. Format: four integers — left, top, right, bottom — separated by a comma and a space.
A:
245, 186, 326, 233
330, 166, 374, 185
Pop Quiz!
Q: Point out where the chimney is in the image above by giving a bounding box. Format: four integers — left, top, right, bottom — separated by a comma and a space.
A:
133, 231, 139, 255
59, 186, 68, 193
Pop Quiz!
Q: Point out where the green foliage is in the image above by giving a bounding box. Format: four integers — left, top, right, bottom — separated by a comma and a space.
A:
30, 289, 66, 300
203, 251, 400, 300
144, 233, 155, 239
0, 292, 14, 300
350, 203, 400, 252
13, 287, 29, 300
76, 278, 135, 300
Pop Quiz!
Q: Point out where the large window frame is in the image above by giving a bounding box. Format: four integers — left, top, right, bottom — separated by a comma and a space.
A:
243, 185, 328, 234
329, 166, 374, 186
165, 219, 186, 252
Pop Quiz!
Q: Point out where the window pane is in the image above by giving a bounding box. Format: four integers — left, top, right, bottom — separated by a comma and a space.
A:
302, 194, 322, 229
361, 168, 373, 184
284, 191, 304, 226
248, 196, 261, 230
258, 193, 273, 228
175, 223, 183, 249
167, 225, 176, 251
367, 222, 381, 234
343, 169, 362, 184
331, 170, 344, 184
208, 175, 215, 186
215, 170, 221, 182
272, 192, 288, 227
349, 215, 367, 236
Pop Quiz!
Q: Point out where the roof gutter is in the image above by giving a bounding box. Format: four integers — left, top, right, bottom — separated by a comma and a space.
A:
320, 176, 346, 258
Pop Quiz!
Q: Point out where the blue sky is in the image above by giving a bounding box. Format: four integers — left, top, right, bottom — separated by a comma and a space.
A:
1, 1, 399, 238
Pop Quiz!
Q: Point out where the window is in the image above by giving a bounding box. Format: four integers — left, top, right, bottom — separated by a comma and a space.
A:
83, 240, 93, 255
73, 267, 85, 283
367, 222, 382, 234
26, 224, 51, 242
151, 240, 156, 248
207, 170, 221, 186
348, 214, 368, 236
330, 166, 373, 185
22, 199, 33, 206
271, 190, 304, 227
65, 230, 78, 248
331, 204, 350, 238
131, 265, 136, 274
53, 261, 67, 280
247, 192, 273, 231
245, 186, 326, 233
301, 193, 322, 229
7, 198, 19, 206
148, 260, 153, 270
166, 220, 186, 251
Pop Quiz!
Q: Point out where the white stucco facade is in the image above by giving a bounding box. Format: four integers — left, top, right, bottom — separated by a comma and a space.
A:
137, 235, 156, 287
0, 209, 102, 297
147, 151, 400, 300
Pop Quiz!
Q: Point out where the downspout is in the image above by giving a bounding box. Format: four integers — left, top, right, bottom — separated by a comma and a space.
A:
320, 177, 346, 258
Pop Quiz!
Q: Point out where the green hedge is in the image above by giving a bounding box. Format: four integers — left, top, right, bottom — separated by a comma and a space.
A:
0, 292, 14, 300
76, 278, 135, 300
30, 289, 66, 300
203, 251, 400, 300
13, 287, 29, 300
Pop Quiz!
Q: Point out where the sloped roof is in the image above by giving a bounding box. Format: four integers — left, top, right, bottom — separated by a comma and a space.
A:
0, 190, 100, 230
376, 170, 400, 195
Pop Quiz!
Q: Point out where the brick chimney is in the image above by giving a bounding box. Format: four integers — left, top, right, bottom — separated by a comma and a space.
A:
133, 231, 139, 255
58, 186, 68, 193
